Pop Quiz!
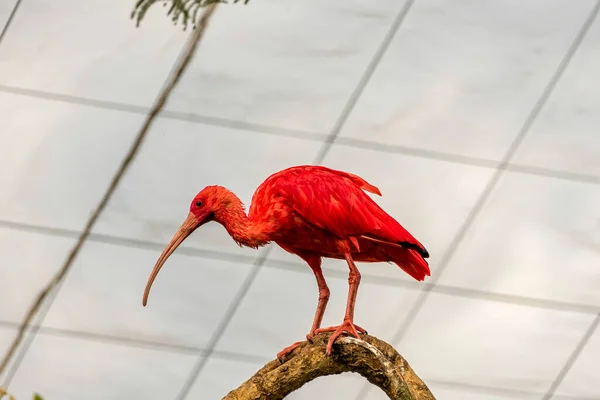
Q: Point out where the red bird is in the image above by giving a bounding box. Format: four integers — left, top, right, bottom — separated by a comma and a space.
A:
142, 165, 430, 356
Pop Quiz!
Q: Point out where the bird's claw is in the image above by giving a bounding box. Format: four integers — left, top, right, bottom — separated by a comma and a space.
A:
276, 340, 304, 361
306, 331, 317, 343
277, 329, 322, 361
314, 319, 366, 355
313, 321, 367, 336
278, 322, 367, 360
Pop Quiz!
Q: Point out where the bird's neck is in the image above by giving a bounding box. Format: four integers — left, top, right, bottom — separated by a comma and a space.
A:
218, 199, 270, 249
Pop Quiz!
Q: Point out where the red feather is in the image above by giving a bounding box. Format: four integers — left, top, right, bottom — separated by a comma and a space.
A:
249, 165, 430, 281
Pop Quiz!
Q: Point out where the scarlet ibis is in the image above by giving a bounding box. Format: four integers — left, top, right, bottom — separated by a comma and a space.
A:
142, 165, 430, 356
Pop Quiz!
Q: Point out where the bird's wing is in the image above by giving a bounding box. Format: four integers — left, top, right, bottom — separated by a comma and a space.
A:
275, 166, 428, 256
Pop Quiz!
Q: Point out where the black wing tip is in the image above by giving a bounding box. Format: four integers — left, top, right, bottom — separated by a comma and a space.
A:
398, 241, 430, 259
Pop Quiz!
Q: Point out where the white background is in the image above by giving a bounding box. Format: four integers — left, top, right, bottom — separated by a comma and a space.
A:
1, 0, 599, 399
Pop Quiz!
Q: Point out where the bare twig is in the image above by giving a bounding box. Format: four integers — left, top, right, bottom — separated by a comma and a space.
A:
223, 333, 436, 400
0, 2, 218, 378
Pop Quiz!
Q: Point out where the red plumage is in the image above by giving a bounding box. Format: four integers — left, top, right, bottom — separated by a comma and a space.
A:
249, 165, 430, 280
142, 165, 430, 357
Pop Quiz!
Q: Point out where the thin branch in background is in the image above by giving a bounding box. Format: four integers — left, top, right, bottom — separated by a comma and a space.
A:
0, 386, 15, 400
0, 2, 219, 379
131, 0, 249, 29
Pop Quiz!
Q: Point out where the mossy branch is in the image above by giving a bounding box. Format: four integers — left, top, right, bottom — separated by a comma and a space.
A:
131, 0, 249, 29
223, 333, 436, 400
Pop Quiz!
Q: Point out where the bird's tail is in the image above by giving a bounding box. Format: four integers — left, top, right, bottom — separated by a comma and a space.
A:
386, 245, 430, 281
360, 235, 430, 281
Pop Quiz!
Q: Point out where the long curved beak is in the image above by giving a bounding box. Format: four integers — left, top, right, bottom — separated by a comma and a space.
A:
142, 213, 200, 306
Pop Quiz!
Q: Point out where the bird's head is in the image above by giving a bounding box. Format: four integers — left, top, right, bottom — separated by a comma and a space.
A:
142, 185, 238, 306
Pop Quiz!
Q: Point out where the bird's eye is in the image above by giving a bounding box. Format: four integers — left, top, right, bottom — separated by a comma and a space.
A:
195, 201, 203, 207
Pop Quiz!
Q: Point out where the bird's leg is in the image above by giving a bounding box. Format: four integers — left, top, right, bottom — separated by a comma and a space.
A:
313, 253, 366, 355
306, 258, 330, 339
277, 256, 330, 360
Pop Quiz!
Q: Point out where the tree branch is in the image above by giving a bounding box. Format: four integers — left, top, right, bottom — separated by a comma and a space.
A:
223, 333, 436, 400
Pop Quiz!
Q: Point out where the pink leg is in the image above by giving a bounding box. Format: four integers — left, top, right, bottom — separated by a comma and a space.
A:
277, 256, 330, 359
313, 253, 366, 354
307, 257, 330, 337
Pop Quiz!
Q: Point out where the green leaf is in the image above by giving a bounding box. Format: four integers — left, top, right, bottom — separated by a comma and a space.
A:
131, 0, 250, 29
33, 394, 44, 400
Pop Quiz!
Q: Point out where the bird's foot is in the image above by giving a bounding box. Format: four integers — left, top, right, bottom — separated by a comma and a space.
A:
276, 332, 319, 361
313, 322, 367, 336
276, 341, 303, 361
313, 319, 367, 355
